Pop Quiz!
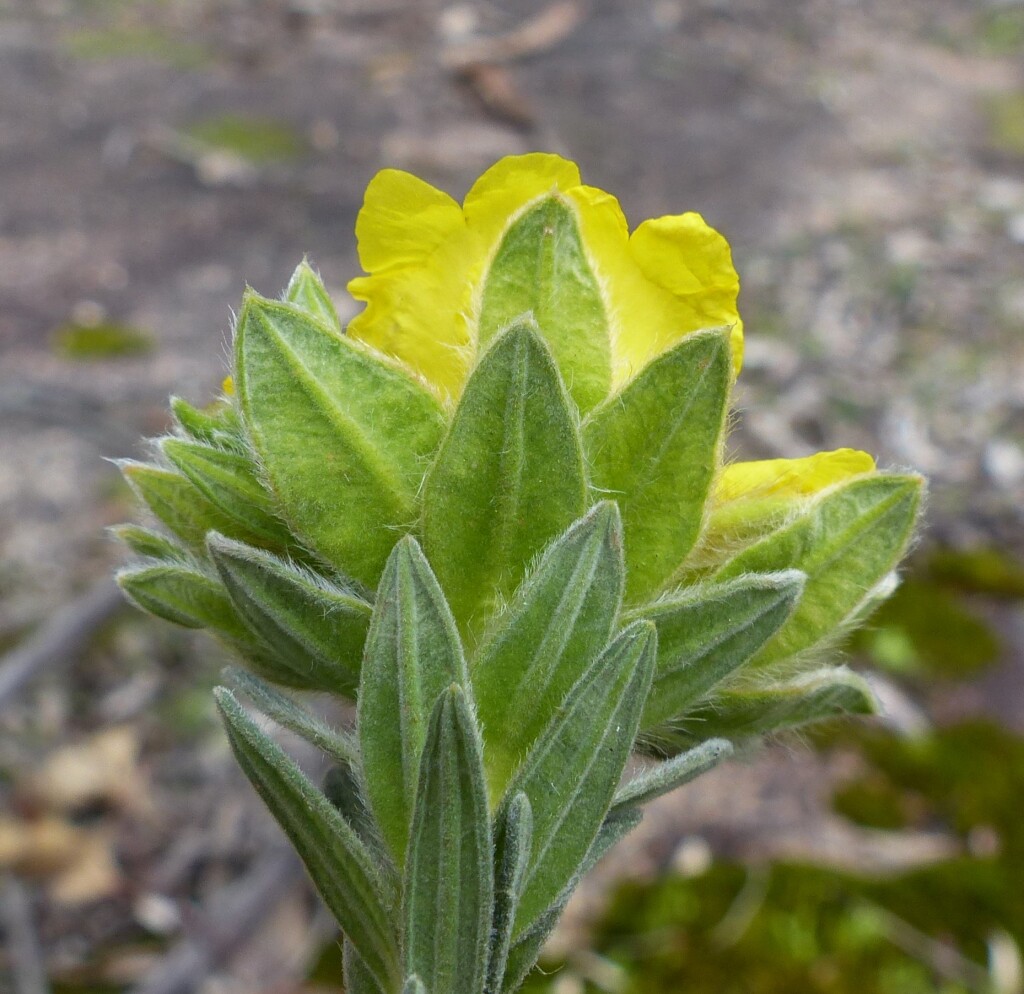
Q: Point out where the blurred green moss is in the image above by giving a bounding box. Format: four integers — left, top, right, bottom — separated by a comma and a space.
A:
65, 27, 211, 68
53, 322, 153, 360
983, 92, 1024, 157
184, 115, 307, 164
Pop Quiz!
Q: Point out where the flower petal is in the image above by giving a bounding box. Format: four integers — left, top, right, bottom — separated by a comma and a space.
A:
347, 170, 473, 398
716, 449, 878, 504
462, 153, 581, 247
567, 189, 743, 387
629, 213, 743, 373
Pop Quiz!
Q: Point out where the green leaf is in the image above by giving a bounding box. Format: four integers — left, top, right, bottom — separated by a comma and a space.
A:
170, 395, 241, 449
117, 562, 245, 637
583, 329, 732, 602
404, 686, 493, 994
119, 460, 239, 550
162, 438, 292, 548
505, 620, 657, 938
501, 807, 641, 994
323, 764, 385, 858
224, 667, 358, 767
109, 523, 188, 562
610, 738, 732, 816
235, 293, 445, 586
118, 563, 311, 687
478, 196, 611, 413
714, 474, 924, 664
487, 793, 533, 994
423, 321, 586, 632
473, 502, 624, 799
343, 940, 386, 994
215, 688, 399, 990
403, 979, 427, 994
633, 571, 806, 730
208, 534, 371, 697
284, 258, 342, 332
359, 537, 467, 867
647, 667, 877, 750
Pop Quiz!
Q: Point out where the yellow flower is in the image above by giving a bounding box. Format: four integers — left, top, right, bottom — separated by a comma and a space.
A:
346, 153, 742, 407
704, 448, 878, 550
716, 449, 878, 505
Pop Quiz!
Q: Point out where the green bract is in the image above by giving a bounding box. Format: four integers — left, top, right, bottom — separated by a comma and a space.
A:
114, 155, 924, 994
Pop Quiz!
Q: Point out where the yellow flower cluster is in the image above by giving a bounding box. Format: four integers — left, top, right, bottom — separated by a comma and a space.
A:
347, 153, 743, 400
345, 152, 874, 510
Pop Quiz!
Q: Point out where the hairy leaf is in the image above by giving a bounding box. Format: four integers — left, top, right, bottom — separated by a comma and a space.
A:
109, 523, 188, 562
224, 667, 358, 767
216, 689, 399, 990
422, 321, 586, 633
501, 807, 641, 993
487, 792, 533, 994
285, 258, 342, 332
119, 460, 239, 550
505, 620, 656, 937
162, 438, 292, 548
584, 329, 732, 602
209, 534, 370, 697
647, 667, 877, 752
359, 537, 467, 867
611, 738, 732, 815
714, 474, 924, 664
473, 502, 624, 798
478, 196, 611, 413
235, 294, 445, 586
404, 686, 493, 994
633, 571, 805, 729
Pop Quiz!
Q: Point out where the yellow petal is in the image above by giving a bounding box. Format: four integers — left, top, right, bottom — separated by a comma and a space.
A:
463, 153, 581, 247
347, 169, 474, 398
629, 213, 743, 373
354, 168, 463, 270
716, 448, 877, 504
567, 187, 743, 387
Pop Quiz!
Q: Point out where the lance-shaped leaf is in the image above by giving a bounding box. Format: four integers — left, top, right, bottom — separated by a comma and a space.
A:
646, 667, 877, 753
633, 571, 805, 730
224, 667, 358, 768
215, 690, 399, 991
473, 503, 625, 798
486, 793, 533, 994
323, 763, 385, 859
109, 523, 188, 563
118, 460, 239, 550
117, 562, 246, 637
422, 321, 587, 632
359, 537, 467, 866
285, 258, 342, 332
170, 396, 242, 450
209, 534, 371, 697
478, 196, 611, 413
235, 294, 445, 587
118, 564, 316, 689
505, 620, 657, 938
162, 438, 292, 549
714, 474, 924, 665
501, 807, 641, 994
610, 738, 732, 817
404, 686, 493, 994
343, 941, 386, 994
583, 329, 732, 603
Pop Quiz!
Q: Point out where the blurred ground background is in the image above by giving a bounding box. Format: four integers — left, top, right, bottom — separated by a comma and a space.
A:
1, 1, 1024, 992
